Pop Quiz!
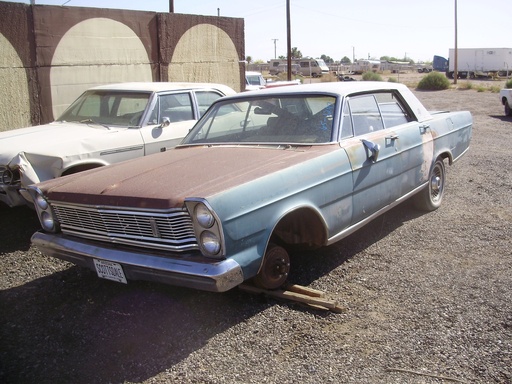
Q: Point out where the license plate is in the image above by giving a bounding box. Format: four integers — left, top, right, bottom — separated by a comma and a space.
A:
93, 259, 127, 284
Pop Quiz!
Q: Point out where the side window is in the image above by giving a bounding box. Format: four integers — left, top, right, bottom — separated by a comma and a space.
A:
159, 93, 193, 123
195, 91, 224, 117
375, 92, 411, 128
340, 102, 353, 139
348, 94, 384, 136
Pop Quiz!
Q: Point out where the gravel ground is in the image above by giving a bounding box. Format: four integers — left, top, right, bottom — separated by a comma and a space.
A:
1, 76, 511, 384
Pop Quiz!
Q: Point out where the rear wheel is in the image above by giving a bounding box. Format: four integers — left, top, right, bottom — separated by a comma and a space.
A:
253, 243, 290, 290
413, 158, 446, 211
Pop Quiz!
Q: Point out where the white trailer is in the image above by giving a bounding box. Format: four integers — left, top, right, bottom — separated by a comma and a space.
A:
447, 48, 512, 79
350, 60, 381, 74
269, 59, 329, 77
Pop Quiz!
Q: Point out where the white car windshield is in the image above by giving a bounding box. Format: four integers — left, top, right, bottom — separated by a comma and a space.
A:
57, 90, 151, 127
183, 95, 337, 145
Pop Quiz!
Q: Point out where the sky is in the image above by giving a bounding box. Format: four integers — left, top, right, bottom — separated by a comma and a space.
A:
4, 0, 512, 63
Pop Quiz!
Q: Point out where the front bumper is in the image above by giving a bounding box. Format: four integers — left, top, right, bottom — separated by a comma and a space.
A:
31, 231, 245, 292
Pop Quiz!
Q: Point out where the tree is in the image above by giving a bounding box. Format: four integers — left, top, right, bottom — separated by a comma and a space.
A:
245, 56, 252, 65
291, 47, 302, 59
340, 56, 351, 64
320, 54, 334, 64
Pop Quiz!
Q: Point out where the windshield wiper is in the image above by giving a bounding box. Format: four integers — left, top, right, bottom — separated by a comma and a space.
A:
79, 119, 110, 130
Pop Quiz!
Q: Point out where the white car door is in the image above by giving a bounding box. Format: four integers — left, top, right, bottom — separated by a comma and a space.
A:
140, 90, 226, 154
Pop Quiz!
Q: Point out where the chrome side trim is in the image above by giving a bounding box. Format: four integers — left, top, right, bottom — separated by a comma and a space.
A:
100, 145, 144, 156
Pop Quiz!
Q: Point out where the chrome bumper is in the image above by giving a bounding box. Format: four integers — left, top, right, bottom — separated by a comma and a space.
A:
31, 231, 245, 292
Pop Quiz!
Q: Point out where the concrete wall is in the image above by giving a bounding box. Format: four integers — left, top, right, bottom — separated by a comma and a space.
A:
0, 2, 244, 131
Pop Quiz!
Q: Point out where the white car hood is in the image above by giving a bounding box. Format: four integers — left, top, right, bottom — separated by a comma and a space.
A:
0, 121, 124, 164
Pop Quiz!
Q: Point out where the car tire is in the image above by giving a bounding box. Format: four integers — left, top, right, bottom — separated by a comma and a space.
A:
253, 243, 290, 290
413, 157, 446, 211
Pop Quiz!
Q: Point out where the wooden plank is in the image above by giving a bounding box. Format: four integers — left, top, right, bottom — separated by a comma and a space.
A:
239, 283, 345, 313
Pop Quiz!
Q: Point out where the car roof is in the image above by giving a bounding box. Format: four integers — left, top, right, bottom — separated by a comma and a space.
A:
220, 81, 432, 122
238, 81, 409, 98
90, 82, 236, 95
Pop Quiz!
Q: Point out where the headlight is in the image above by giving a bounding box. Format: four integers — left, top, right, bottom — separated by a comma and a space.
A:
35, 194, 49, 210
186, 199, 224, 259
195, 203, 215, 228
41, 211, 56, 231
200, 230, 221, 255
27, 186, 60, 233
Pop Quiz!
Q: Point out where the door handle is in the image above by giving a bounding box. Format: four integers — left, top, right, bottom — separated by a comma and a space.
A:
385, 134, 399, 141
419, 124, 430, 134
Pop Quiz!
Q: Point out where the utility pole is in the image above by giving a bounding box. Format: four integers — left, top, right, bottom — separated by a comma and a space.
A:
169, 0, 174, 12
286, 0, 291, 80
271, 39, 279, 59
454, 0, 458, 84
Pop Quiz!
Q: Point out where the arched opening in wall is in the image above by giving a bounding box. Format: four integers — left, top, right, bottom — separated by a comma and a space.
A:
51, 18, 153, 119
169, 23, 240, 92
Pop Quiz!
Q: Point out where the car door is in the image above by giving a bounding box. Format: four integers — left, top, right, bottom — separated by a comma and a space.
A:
140, 90, 225, 154
341, 92, 423, 225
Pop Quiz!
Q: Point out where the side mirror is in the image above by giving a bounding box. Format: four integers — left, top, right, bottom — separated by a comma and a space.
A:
159, 117, 171, 128
361, 139, 380, 162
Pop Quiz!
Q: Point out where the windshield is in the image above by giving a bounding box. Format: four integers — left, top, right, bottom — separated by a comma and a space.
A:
57, 90, 151, 127
246, 75, 265, 86
182, 95, 337, 145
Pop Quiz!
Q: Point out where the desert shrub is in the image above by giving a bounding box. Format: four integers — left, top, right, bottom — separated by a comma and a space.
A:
458, 81, 473, 90
489, 85, 501, 93
506, 79, 512, 89
361, 71, 383, 81
387, 77, 398, 83
417, 72, 451, 90
320, 72, 338, 82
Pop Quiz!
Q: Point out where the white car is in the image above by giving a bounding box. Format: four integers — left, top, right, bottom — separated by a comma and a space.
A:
245, 71, 266, 91
0, 82, 236, 207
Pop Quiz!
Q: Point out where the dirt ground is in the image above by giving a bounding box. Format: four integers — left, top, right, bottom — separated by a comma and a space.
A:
1, 73, 511, 384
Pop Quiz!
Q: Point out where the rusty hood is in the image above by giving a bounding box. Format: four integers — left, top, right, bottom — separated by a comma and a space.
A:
38, 145, 336, 209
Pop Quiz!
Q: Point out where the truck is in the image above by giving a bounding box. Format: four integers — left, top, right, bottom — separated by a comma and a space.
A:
269, 58, 329, 77
433, 55, 448, 72
500, 88, 512, 116
447, 48, 512, 79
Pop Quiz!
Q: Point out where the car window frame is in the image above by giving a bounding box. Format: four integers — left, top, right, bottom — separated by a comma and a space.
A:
344, 90, 416, 138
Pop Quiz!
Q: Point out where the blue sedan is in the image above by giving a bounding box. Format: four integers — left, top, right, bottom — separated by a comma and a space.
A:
29, 82, 473, 291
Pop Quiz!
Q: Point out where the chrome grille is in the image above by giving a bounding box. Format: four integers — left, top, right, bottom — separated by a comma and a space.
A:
52, 203, 198, 252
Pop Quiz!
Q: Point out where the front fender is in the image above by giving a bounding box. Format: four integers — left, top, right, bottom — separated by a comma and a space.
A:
11, 152, 63, 187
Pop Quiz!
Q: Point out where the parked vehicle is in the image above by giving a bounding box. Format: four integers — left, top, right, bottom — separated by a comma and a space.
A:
268, 63, 301, 76
350, 60, 381, 74
447, 48, 512, 79
245, 71, 267, 91
30, 82, 472, 292
269, 59, 329, 77
246, 71, 300, 91
0, 82, 235, 208
433, 55, 448, 72
500, 88, 512, 116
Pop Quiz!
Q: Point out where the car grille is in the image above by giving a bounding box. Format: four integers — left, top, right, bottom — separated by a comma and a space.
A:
52, 203, 198, 252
